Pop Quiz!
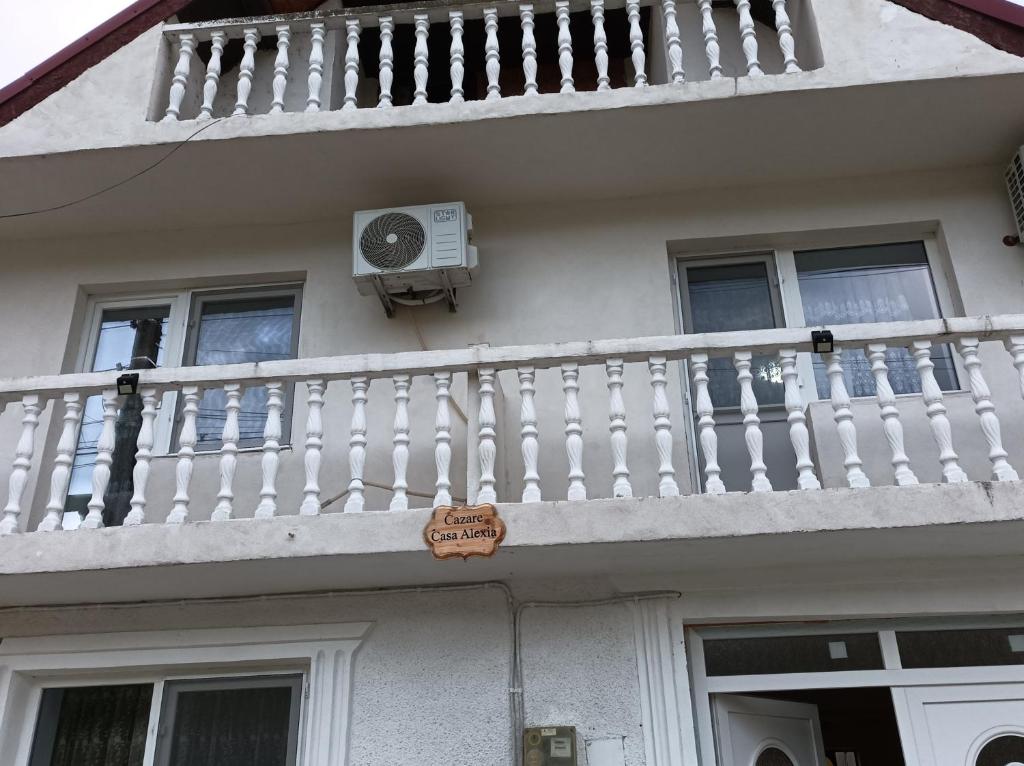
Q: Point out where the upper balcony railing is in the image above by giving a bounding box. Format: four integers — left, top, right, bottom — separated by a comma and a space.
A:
155, 0, 816, 121
0, 315, 1023, 537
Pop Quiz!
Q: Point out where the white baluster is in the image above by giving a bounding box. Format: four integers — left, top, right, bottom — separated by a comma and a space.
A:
378, 18, 394, 108
866, 344, 918, 486
735, 0, 763, 76
255, 382, 284, 518
390, 375, 411, 511
306, 23, 326, 111
778, 350, 820, 490
697, 0, 723, 78
124, 388, 159, 526
0, 395, 42, 535
478, 368, 499, 504
690, 354, 726, 494
434, 373, 453, 507
519, 367, 542, 503
344, 378, 369, 512
662, 0, 685, 84
270, 25, 291, 114
198, 31, 226, 119
82, 389, 118, 530
555, 2, 575, 94
824, 350, 870, 489
649, 356, 680, 497
450, 12, 466, 103
734, 352, 772, 492
167, 386, 200, 524
520, 5, 539, 96
590, 0, 610, 91
413, 15, 430, 105
233, 28, 260, 116
300, 380, 326, 515
163, 33, 196, 121
606, 359, 633, 498
212, 383, 241, 521
562, 363, 587, 501
771, 0, 800, 73
958, 337, 1018, 481
484, 8, 501, 100
38, 393, 83, 532
627, 0, 647, 86
343, 20, 361, 111
912, 340, 968, 483
1005, 336, 1024, 400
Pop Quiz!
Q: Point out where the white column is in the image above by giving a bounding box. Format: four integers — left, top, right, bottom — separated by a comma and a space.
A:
212, 383, 241, 521
270, 25, 291, 114
662, 0, 685, 84
82, 389, 118, 530
650, 356, 680, 497
697, 0, 723, 77
450, 12, 466, 103
563, 363, 587, 501
344, 377, 369, 512
124, 388, 160, 526
478, 368, 499, 504
255, 382, 284, 518
0, 395, 42, 535
434, 372, 453, 507
343, 19, 361, 111
519, 367, 542, 502
866, 344, 918, 486
378, 18, 394, 108
163, 33, 196, 121
690, 354, 726, 494
555, 2, 575, 93
413, 14, 430, 105
734, 352, 772, 492
167, 385, 200, 524
300, 379, 326, 515
771, 0, 800, 73
1005, 335, 1024, 400
734, 0, 763, 76
233, 28, 260, 116
520, 5, 539, 96
627, 0, 647, 86
912, 340, 968, 483
590, 0, 610, 91
306, 23, 326, 111
199, 31, 227, 119
390, 374, 411, 511
958, 337, 1018, 481
38, 393, 83, 532
778, 350, 820, 490
484, 8, 501, 100
606, 359, 633, 498
824, 349, 870, 488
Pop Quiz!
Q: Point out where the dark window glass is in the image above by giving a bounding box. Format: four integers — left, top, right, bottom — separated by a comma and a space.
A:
756, 747, 795, 766
29, 684, 153, 766
976, 734, 1024, 766
794, 242, 956, 399
897, 627, 1024, 669
704, 633, 884, 676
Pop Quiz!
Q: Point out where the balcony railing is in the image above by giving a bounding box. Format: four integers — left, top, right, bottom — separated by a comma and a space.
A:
0, 315, 1023, 536
156, 0, 810, 121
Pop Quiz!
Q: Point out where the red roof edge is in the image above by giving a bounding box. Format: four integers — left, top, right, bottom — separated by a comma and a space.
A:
0, 0, 191, 128
950, 0, 1024, 27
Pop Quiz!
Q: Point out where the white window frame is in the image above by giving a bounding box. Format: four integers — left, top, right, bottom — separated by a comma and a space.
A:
0, 622, 371, 766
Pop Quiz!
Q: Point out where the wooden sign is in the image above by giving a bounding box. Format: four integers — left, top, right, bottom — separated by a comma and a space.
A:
423, 504, 506, 560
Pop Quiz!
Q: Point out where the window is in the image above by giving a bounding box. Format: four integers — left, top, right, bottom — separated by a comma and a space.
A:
703, 633, 885, 676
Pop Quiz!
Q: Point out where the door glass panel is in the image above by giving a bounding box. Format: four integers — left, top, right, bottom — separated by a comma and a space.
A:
976, 735, 1024, 766
794, 242, 956, 399
756, 748, 796, 766
703, 633, 884, 676
896, 627, 1024, 669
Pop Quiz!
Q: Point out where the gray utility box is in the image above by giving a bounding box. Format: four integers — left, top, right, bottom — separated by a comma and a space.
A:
523, 726, 577, 766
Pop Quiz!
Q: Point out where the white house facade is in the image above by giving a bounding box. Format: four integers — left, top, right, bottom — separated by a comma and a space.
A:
1, 0, 1024, 763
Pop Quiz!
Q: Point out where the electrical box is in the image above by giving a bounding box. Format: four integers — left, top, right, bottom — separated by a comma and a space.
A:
523, 726, 577, 766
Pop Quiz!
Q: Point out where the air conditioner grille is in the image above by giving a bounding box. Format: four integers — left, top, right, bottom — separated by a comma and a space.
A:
1008, 152, 1024, 240
359, 212, 426, 270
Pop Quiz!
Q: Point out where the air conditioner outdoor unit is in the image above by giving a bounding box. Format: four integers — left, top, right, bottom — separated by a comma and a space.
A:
353, 202, 478, 316
1007, 148, 1024, 244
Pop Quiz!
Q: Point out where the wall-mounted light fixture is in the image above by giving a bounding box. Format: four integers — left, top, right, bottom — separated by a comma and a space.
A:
811, 330, 835, 355
116, 372, 140, 396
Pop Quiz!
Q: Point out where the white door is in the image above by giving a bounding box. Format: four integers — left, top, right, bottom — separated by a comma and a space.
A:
713, 695, 827, 766
897, 683, 1024, 766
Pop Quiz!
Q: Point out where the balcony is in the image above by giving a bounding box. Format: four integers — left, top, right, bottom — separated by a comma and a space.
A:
2, 315, 1024, 605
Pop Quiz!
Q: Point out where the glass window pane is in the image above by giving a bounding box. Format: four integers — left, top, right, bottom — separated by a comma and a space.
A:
756, 747, 795, 766
896, 627, 1024, 669
703, 633, 884, 676
29, 684, 153, 766
976, 735, 1024, 766
795, 242, 956, 399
